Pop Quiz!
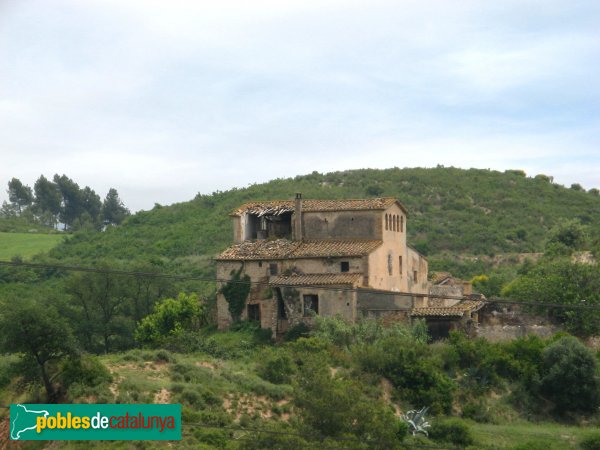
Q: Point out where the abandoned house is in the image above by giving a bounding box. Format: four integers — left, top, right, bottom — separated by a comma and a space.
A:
215, 194, 481, 336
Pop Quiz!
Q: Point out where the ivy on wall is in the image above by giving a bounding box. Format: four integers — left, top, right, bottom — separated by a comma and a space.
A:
221, 267, 251, 322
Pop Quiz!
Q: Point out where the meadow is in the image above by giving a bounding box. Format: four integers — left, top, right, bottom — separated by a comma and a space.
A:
0, 231, 64, 260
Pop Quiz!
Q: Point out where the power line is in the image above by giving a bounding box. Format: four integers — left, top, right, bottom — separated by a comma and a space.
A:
1, 259, 599, 312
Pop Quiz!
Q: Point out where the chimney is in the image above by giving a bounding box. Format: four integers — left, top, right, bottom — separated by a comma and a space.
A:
294, 193, 303, 240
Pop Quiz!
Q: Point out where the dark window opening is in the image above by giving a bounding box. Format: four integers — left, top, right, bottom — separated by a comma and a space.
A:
341, 261, 350, 272
258, 261, 263, 267
400, 216, 404, 232
385, 214, 388, 230
247, 212, 292, 241
387, 254, 393, 276
269, 263, 278, 276
277, 290, 287, 319
399, 256, 403, 276
303, 294, 319, 316
247, 304, 260, 322
413, 270, 418, 282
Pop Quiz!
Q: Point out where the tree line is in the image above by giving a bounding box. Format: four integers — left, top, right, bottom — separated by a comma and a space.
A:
1, 175, 130, 230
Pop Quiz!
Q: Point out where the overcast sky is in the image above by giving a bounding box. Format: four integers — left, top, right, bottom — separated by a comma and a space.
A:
1, 0, 599, 212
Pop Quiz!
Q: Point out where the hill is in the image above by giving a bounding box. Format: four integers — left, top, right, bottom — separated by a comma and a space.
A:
46, 167, 600, 276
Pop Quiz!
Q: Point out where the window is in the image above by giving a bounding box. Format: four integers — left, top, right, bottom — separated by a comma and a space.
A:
387, 254, 393, 276
247, 304, 260, 322
392, 215, 396, 231
340, 261, 349, 272
269, 263, 278, 275
258, 261, 263, 267
413, 270, 418, 282
385, 214, 388, 230
303, 294, 319, 316
400, 216, 404, 232
398, 256, 403, 276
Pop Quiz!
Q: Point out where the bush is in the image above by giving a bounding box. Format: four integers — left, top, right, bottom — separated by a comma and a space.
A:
354, 337, 455, 414
256, 348, 295, 384
580, 432, 600, 450
539, 337, 600, 415
283, 322, 311, 341
428, 418, 474, 446
135, 293, 208, 346
60, 355, 112, 389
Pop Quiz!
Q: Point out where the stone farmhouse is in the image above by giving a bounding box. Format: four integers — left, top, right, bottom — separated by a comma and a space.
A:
215, 194, 481, 337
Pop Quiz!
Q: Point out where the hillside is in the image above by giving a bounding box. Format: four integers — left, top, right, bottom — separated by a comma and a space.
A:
47, 167, 600, 275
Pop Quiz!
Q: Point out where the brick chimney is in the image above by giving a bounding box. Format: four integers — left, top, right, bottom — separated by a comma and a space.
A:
293, 193, 303, 240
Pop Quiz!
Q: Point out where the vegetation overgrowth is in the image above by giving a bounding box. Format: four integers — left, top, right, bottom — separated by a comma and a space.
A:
1, 167, 600, 448
1, 319, 599, 449
30, 167, 600, 274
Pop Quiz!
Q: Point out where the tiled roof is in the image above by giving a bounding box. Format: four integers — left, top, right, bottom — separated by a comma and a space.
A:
410, 300, 484, 318
291, 240, 382, 258
217, 239, 300, 260
430, 271, 453, 284
230, 197, 406, 216
216, 239, 382, 260
270, 273, 363, 286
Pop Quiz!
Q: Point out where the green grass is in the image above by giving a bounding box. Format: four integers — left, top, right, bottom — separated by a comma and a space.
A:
469, 422, 593, 449
0, 231, 65, 260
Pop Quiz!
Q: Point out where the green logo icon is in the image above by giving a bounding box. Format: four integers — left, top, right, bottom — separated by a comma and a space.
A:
10, 404, 181, 440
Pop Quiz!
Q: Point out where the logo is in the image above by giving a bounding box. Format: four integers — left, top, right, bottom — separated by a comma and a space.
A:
10, 404, 181, 440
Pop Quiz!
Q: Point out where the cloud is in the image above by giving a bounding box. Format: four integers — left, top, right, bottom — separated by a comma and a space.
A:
0, 0, 599, 210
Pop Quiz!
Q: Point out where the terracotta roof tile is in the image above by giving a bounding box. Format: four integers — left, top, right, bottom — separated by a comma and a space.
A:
216, 239, 381, 260
230, 197, 406, 216
270, 273, 363, 286
291, 240, 382, 258
430, 271, 453, 284
216, 239, 300, 260
410, 300, 484, 318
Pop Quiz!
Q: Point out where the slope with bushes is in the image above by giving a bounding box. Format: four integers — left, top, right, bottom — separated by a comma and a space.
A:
44, 167, 600, 277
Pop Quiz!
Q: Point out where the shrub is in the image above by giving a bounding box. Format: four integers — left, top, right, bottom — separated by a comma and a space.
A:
461, 401, 492, 423
354, 337, 455, 414
580, 432, 600, 450
283, 322, 311, 341
256, 348, 296, 384
539, 337, 600, 415
428, 418, 474, 446
60, 355, 112, 389
135, 293, 208, 346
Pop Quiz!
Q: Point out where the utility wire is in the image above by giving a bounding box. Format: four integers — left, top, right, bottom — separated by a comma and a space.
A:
1, 259, 599, 311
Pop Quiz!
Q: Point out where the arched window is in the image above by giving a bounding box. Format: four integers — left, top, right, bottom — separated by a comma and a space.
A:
385, 214, 388, 230
392, 215, 395, 231
394, 215, 398, 232
400, 216, 404, 232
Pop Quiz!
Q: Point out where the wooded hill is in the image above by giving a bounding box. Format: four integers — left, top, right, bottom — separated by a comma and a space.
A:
47, 167, 600, 276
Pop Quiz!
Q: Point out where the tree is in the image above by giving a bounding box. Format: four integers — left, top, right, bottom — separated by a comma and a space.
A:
65, 269, 133, 353
7, 178, 33, 215
53, 174, 84, 229
294, 354, 407, 446
102, 188, 130, 225
0, 301, 76, 401
33, 175, 62, 228
80, 186, 102, 229
546, 218, 589, 252
502, 260, 600, 336
539, 337, 600, 415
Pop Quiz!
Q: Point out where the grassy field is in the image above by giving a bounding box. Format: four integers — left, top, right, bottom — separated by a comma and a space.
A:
469, 422, 596, 449
0, 231, 65, 260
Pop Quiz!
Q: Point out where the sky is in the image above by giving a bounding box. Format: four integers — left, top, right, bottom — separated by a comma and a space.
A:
1, 0, 599, 212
